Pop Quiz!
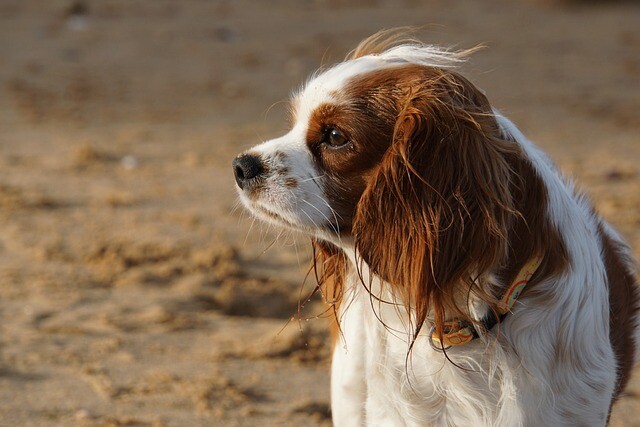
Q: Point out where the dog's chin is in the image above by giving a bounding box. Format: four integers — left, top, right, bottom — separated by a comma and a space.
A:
240, 197, 344, 243
252, 204, 301, 230
241, 198, 311, 231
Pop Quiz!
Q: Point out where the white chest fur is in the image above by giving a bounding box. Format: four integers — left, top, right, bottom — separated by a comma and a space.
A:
331, 279, 521, 427
330, 268, 615, 427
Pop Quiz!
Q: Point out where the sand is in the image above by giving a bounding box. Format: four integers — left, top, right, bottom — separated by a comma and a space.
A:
0, 0, 639, 425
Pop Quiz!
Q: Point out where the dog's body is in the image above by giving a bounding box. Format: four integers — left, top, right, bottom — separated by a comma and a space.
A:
233, 32, 640, 426
329, 117, 639, 426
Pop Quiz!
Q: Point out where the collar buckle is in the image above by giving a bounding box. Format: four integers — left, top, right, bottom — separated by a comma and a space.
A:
428, 325, 451, 352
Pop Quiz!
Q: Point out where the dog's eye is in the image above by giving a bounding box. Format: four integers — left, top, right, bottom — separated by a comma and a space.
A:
323, 128, 349, 148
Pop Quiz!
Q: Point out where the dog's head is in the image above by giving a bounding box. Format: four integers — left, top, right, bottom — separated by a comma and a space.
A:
233, 32, 561, 338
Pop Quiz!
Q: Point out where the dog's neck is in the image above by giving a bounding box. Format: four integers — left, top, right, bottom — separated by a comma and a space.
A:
335, 244, 496, 336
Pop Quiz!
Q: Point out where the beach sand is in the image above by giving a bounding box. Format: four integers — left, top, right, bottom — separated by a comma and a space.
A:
0, 0, 639, 425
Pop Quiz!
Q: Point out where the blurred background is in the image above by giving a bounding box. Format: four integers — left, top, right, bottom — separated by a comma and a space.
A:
0, 0, 639, 425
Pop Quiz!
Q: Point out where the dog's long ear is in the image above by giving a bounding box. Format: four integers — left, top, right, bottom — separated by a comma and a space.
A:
310, 238, 348, 347
353, 70, 521, 341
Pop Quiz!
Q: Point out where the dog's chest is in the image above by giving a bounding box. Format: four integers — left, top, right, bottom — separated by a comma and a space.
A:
335, 284, 519, 426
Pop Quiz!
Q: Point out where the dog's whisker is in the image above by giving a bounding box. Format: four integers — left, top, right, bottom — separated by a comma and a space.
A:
261, 227, 286, 254
300, 198, 340, 237
243, 215, 258, 247
300, 174, 325, 183
310, 192, 343, 236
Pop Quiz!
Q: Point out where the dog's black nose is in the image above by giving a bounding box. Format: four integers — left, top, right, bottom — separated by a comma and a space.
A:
232, 154, 264, 189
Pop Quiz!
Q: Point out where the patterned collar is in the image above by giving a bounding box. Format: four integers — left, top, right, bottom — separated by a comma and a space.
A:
429, 255, 544, 350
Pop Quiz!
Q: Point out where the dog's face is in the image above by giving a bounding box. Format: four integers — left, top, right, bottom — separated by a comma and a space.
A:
233, 57, 401, 242
232, 49, 483, 244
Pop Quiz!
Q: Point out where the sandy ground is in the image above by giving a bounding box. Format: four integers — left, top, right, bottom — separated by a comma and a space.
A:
0, 0, 639, 425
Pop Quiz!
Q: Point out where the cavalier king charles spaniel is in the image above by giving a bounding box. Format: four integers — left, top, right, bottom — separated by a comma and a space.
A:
232, 31, 639, 426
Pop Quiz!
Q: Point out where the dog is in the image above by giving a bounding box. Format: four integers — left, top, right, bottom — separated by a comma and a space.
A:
232, 31, 640, 426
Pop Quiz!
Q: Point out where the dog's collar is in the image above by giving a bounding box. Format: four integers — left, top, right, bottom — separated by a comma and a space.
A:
429, 255, 543, 350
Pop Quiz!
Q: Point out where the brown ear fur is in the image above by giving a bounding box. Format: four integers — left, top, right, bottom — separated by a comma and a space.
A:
311, 239, 348, 348
352, 70, 523, 341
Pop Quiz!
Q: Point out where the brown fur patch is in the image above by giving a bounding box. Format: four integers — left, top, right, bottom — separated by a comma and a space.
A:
311, 239, 349, 350
284, 177, 298, 188
304, 67, 413, 233
598, 223, 640, 401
